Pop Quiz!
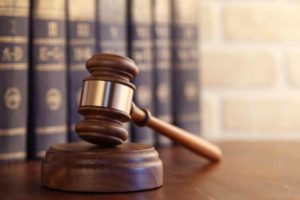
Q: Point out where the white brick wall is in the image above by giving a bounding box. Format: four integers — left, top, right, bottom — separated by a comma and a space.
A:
199, 0, 300, 140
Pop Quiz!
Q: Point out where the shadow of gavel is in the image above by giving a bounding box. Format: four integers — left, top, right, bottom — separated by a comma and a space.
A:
76, 53, 222, 162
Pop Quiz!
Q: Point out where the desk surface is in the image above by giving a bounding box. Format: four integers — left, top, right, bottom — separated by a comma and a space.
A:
0, 142, 299, 200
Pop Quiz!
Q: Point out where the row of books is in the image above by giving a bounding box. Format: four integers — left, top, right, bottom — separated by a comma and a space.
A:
0, 0, 200, 163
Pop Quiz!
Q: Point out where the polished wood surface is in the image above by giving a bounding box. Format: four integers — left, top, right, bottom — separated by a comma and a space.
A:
131, 103, 222, 161
1, 142, 299, 200
41, 142, 163, 192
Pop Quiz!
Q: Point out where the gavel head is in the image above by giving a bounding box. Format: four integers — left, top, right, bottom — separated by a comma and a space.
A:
75, 53, 138, 146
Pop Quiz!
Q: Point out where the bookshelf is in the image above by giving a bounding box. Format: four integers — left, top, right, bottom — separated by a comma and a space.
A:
0, 0, 200, 162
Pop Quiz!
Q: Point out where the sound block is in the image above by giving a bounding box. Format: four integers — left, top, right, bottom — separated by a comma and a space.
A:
41, 142, 163, 192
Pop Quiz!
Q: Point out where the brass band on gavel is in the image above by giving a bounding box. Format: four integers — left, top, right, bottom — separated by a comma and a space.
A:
80, 80, 134, 115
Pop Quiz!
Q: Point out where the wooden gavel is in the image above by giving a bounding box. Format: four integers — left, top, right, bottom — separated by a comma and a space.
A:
75, 53, 222, 162
41, 53, 222, 193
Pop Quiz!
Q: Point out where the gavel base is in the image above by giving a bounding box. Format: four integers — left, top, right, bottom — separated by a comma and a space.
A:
41, 142, 163, 192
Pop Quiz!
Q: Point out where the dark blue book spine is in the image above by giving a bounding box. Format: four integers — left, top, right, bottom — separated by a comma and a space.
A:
0, 0, 29, 163
29, 0, 67, 158
67, 0, 96, 142
97, 0, 130, 139
128, 0, 154, 145
153, 0, 172, 146
171, 0, 200, 134
98, 0, 127, 56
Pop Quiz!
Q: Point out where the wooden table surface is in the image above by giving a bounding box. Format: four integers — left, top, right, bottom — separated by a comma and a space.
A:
0, 142, 299, 200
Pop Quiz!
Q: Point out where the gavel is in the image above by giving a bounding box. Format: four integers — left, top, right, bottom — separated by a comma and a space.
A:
75, 53, 222, 162
42, 53, 222, 193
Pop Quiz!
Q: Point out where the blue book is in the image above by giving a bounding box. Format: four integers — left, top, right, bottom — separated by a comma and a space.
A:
67, 0, 96, 142
153, 0, 173, 146
0, 0, 29, 163
128, 0, 154, 145
98, 0, 127, 56
28, 0, 67, 158
97, 0, 130, 139
171, 0, 200, 134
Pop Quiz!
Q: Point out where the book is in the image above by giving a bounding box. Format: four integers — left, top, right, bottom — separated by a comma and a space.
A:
67, 0, 96, 142
97, 0, 130, 140
171, 0, 200, 134
152, 0, 173, 146
128, 0, 154, 145
0, 0, 29, 163
97, 0, 127, 56
97, 0, 130, 138
28, 0, 67, 158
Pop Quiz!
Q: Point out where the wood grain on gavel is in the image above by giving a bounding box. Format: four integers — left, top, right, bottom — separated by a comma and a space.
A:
131, 103, 222, 162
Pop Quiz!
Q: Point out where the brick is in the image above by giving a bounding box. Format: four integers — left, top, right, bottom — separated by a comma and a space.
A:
201, 48, 278, 88
223, 98, 300, 132
198, 3, 216, 42
223, 3, 300, 42
287, 50, 300, 87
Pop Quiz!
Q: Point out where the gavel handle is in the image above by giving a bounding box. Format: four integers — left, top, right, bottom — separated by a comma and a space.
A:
130, 103, 222, 162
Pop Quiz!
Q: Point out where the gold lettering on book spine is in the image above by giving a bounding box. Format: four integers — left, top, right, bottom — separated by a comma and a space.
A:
1, 46, 23, 62
48, 21, 58, 37
76, 23, 91, 37
33, 0, 66, 66
68, 0, 95, 63
0, 0, 28, 67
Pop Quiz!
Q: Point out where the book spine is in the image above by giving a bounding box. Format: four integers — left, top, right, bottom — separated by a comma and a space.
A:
98, 0, 130, 139
171, 0, 200, 134
0, 0, 29, 163
97, 0, 127, 56
153, 0, 172, 146
128, 0, 154, 145
29, 0, 67, 158
67, 0, 96, 142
